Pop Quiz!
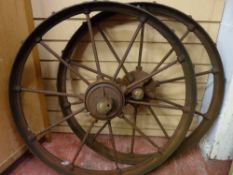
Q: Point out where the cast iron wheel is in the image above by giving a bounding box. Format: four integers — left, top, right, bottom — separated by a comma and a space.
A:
59, 1, 225, 165
10, 2, 196, 175
132, 2, 225, 154
57, 2, 197, 166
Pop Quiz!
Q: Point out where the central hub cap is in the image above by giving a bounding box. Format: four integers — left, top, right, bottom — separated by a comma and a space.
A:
132, 88, 144, 100
96, 97, 113, 114
85, 81, 124, 120
120, 70, 159, 99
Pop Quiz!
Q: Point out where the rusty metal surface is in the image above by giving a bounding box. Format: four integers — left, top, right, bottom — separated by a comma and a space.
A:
8, 1, 225, 175
58, 1, 224, 167
10, 1, 196, 174
132, 2, 225, 155
85, 81, 125, 120
57, 0, 196, 170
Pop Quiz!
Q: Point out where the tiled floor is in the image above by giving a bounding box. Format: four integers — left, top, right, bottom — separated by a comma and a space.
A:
4, 133, 232, 175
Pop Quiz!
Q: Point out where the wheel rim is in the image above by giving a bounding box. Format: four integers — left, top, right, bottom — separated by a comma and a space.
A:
58, 2, 224, 165
9, 1, 196, 175
57, 3, 197, 166
132, 2, 225, 154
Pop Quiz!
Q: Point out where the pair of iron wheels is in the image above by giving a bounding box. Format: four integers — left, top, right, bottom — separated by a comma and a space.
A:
10, 1, 224, 175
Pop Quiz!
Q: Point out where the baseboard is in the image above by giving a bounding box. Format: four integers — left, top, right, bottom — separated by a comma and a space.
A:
0, 145, 27, 174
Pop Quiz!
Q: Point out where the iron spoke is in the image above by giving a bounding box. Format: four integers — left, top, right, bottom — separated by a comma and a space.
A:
20, 87, 83, 99
70, 101, 84, 106
127, 99, 184, 111
91, 121, 108, 143
86, 13, 102, 79
155, 96, 205, 117
137, 24, 145, 70
120, 115, 160, 149
151, 30, 190, 73
39, 41, 90, 85
70, 61, 112, 79
32, 107, 85, 140
158, 69, 214, 85
126, 60, 178, 92
71, 119, 97, 166
148, 107, 169, 138
107, 121, 120, 170
130, 107, 138, 154
97, 26, 132, 81
113, 20, 146, 80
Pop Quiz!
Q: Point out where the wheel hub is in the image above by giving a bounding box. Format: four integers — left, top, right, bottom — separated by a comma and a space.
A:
85, 81, 125, 120
121, 70, 159, 100
96, 97, 113, 115
132, 88, 145, 100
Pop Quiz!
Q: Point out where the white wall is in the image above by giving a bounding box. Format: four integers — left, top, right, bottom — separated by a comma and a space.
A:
200, 0, 233, 160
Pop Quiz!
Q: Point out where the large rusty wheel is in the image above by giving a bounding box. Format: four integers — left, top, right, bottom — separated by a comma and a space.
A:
129, 2, 225, 155
57, 1, 197, 167
10, 1, 196, 175
59, 2, 225, 166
